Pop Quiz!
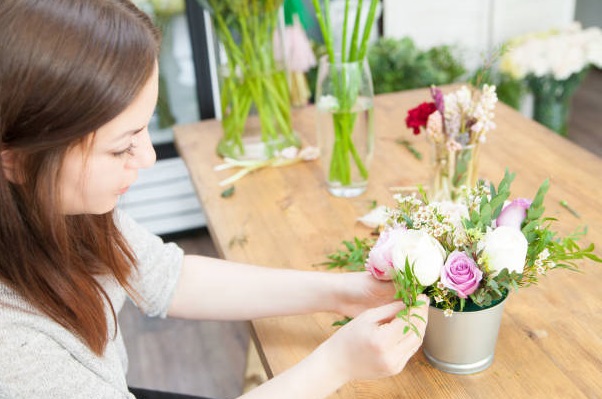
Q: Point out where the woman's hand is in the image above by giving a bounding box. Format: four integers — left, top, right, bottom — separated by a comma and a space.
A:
320, 296, 430, 382
332, 271, 398, 317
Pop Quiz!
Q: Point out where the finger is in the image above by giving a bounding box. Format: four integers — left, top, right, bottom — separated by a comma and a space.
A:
359, 301, 407, 324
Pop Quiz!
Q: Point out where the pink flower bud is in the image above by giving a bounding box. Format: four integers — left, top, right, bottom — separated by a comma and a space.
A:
365, 228, 406, 280
496, 198, 532, 230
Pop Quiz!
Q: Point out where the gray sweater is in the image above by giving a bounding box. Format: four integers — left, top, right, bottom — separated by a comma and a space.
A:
0, 211, 184, 398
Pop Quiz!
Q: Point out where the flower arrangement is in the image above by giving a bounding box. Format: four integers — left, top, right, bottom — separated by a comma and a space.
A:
311, 0, 379, 194
325, 171, 601, 324
499, 22, 602, 135
196, 0, 299, 159
405, 84, 498, 201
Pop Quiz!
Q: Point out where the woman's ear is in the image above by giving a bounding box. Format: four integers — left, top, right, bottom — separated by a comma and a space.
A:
1, 149, 18, 183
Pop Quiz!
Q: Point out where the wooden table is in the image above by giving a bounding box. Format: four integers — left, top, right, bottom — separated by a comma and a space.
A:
174, 87, 602, 398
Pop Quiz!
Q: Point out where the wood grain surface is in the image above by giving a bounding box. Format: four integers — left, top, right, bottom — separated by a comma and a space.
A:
174, 86, 602, 398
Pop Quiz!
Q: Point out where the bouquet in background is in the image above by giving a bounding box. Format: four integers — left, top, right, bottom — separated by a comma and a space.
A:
500, 22, 602, 135
405, 84, 498, 201
326, 171, 601, 324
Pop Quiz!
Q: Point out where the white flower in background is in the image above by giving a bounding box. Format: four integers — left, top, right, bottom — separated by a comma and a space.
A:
479, 226, 528, 275
426, 111, 444, 143
470, 84, 497, 136
501, 23, 602, 81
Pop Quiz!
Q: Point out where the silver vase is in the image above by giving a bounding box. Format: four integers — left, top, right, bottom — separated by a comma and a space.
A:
422, 296, 507, 374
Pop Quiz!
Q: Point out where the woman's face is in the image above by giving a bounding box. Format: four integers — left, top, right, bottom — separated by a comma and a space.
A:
60, 66, 159, 215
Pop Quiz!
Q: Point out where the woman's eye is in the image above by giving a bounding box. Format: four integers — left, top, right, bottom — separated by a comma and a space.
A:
113, 143, 135, 158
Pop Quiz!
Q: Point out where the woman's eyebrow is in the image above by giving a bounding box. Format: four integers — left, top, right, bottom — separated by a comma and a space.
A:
113, 126, 145, 142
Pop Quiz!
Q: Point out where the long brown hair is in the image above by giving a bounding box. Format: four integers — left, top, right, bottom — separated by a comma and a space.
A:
0, 0, 160, 355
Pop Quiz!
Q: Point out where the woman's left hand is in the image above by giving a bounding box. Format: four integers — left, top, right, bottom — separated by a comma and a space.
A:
332, 271, 397, 317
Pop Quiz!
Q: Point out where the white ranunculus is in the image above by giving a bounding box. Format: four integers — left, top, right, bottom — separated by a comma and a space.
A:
391, 230, 445, 286
480, 226, 528, 275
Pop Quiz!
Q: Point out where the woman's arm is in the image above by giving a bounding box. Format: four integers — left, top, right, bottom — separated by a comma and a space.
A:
167, 254, 396, 320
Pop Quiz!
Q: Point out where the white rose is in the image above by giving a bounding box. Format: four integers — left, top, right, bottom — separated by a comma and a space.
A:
480, 226, 528, 275
391, 230, 445, 286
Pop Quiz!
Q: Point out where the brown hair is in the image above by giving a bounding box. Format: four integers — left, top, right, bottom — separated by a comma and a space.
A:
0, 0, 160, 355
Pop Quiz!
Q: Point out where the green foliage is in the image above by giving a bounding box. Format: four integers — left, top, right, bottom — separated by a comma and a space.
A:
220, 186, 235, 198
367, 37, 466, 95
393, 260, 426, 336
321, 237, 374, 271
464, 170, 514, 232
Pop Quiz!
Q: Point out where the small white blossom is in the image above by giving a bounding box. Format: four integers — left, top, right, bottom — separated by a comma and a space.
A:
444, 309, 454, 317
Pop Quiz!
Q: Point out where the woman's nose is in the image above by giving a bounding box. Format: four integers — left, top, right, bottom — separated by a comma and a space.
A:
127, 129, 156, 170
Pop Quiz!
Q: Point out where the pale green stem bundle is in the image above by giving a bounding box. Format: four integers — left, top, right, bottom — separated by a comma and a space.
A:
201, 0, 297, 157
312, 0, 378, 185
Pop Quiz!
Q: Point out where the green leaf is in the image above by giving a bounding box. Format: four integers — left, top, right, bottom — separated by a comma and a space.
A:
221, 186, 235, 198
531, 179, 550, 209
411, 313, 426, 323
332, 316, 353, 327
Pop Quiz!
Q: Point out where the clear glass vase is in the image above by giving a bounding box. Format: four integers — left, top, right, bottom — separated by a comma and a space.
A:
532, 94, 570, 136
315, 55, 375, 197
206, 2, 300, 160
430, 140, 480, 202
527, 70, 588, 137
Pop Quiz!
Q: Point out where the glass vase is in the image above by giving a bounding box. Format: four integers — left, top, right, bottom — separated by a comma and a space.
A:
430, 140, 480, 202
527, 70, 589, 137
315, 55, 375, 197
532, 94, 570, 136
205, 2, 299, 160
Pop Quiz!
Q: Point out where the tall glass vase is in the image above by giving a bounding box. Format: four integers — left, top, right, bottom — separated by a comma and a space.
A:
430, 140, 480, 202
315, 55, 375, 197
202, 1, 299, 160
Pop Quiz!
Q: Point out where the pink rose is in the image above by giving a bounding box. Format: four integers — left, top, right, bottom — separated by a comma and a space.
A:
440, 251, 483, 298
496, 198, 532, 230
365, 228, 405, 280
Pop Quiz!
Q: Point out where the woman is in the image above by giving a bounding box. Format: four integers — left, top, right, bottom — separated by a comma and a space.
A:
0, 1, 429, 398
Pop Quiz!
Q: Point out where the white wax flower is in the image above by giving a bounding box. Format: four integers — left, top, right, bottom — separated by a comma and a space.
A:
392, 229, 445, 286
480, 225, 528, 275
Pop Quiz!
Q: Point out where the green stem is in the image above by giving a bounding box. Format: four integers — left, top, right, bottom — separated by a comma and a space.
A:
348, 0, 364, 61
357, 0, 379, 60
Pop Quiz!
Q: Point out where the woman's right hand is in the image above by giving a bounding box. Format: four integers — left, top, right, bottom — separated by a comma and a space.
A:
319, 295, 429, 382
238, 296, 429, 399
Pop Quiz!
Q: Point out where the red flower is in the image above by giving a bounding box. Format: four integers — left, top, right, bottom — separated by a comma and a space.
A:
405, 102, 437, 135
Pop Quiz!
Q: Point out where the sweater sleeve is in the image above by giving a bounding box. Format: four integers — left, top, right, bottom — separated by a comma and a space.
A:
115, 210, 184, 318
0, 325, 134, 399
